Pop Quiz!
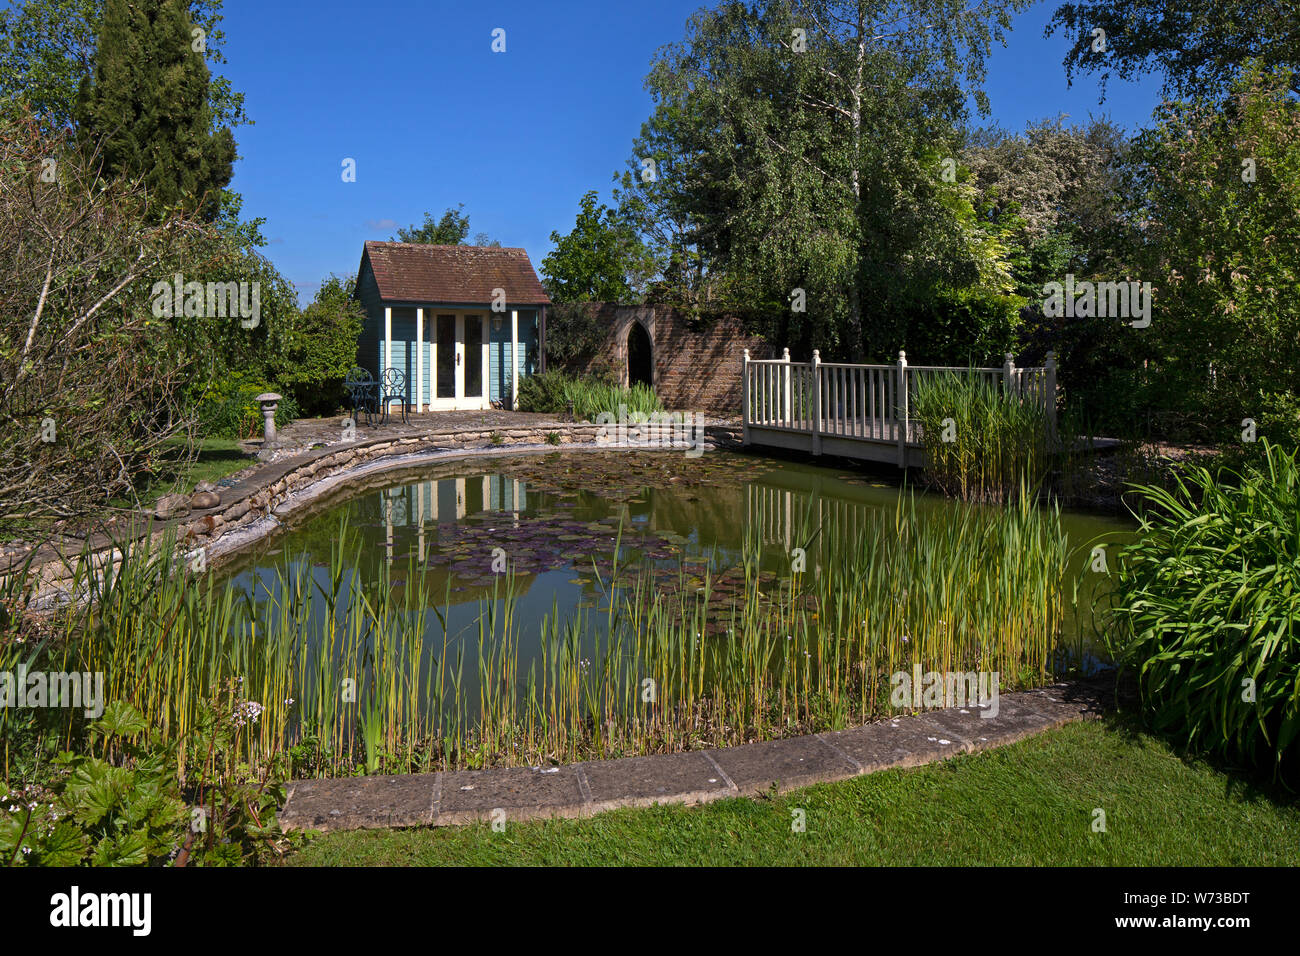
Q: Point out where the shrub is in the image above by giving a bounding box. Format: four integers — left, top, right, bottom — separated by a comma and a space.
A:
539, 300, 612, 365
0, 695, 286, 866
1102, 441, 1300, 783
0, 110, 206, 524
515, 370, 571, 414
271, 275, 365, 417
194, 372, 299, 440
911, 370, 1050, 503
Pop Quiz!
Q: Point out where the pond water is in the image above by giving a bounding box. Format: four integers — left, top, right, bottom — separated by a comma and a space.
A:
221, 450, 1131, 680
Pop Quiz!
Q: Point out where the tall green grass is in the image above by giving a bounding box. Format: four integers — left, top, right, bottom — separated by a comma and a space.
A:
516, 370, 663, 421
1101, 440, 1300, 784
911, 370, 1050, 503
4, 490, 1072, 779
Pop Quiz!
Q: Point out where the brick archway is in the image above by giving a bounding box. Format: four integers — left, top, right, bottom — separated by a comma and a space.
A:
627, 319, 653, 388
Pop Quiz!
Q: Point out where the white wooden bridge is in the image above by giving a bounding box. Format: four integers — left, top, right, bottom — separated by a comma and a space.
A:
741, 349, 1057, 467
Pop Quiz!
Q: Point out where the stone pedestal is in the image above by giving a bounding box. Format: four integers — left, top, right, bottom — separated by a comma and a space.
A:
256, 392, 281, 461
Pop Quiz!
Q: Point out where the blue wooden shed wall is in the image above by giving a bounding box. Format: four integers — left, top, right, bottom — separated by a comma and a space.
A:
488, 310, 539, 403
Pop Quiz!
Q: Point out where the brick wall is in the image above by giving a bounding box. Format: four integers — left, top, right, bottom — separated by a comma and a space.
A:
559, 304, 770, 415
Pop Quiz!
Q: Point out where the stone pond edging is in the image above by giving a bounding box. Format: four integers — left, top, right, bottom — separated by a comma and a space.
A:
12, 418, 744, 602
276, 680, 1106, 833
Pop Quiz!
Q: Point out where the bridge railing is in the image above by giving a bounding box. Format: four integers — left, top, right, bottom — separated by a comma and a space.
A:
741, 349, 1057, 465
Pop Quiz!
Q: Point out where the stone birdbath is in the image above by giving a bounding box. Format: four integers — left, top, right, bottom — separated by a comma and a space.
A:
256, 392, 281, 461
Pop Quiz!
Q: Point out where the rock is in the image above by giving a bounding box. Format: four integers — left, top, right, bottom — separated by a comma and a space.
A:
191, 490, 221, 509
194, 480, 217, 493
154, 493, 192, 519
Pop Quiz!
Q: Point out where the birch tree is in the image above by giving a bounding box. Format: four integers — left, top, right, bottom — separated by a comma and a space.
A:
620, 0, 1031, 359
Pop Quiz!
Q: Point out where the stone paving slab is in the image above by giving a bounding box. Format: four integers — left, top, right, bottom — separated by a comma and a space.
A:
706, 734, 860, 795
436, 765, 588, 827
819, 714, 970, 772
580, 751, 735, 810
1016, 682, 1107, 726
957, 695, 1064, 751
276, 682, 1111, 833
278, 773, 436, 831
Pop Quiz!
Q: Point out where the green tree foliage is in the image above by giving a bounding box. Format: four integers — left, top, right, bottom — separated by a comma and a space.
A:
541, 190, 654, 303
617, 0, 1031, 362
1119, 64, 1300, 444
272, 275, 366, 416
0, 0, 246, 133
1048, 0, 1300, 101
74, 0, 236, 222
393, 204, 500, 246
962, 117, 1132, 412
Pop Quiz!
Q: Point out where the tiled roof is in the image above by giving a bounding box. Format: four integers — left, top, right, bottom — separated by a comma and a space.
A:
361, 241, 550, 306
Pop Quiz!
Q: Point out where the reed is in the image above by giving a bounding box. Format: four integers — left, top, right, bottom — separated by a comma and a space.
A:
515, 370, 663, 422
7, 489, 1073, 779
911, 370, 1050, 503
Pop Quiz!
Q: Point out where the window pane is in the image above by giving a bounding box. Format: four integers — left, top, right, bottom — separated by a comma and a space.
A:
464, 315, 483, 397
436, 315, 455, 398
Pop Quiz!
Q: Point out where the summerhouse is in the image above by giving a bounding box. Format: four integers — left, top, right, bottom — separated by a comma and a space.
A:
353, 241, 549, 411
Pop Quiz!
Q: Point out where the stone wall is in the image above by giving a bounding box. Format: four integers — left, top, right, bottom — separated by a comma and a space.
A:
563, 304, 771, 415
14, 421, 743, 605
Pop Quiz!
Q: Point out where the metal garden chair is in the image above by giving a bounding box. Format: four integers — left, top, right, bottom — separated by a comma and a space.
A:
344, 367, 379, 428
379, 367, 409, 424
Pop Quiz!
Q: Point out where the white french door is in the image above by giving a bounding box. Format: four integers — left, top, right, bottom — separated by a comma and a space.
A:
428, 313, 488, 410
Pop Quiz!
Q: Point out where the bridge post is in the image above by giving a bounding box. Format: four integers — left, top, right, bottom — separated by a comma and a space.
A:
896, 350, 908, 467
742, 348, 751, 446
1045, 350, 1058, 446
781, 347, 792, 428
1003, 352, 1016, 398
811, 350, 822, 456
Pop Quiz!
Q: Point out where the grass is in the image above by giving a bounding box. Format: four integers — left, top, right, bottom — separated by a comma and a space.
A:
282, 719, 1300, 866
1, 435, 253, 543
110, 435, 251, 511
179, 437, 251, 491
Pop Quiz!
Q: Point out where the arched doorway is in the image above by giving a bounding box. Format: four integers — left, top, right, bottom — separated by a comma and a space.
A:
627, 321, 653, 388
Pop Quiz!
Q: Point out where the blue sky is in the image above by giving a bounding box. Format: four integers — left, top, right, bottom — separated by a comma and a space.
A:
218, 0, 1163, 302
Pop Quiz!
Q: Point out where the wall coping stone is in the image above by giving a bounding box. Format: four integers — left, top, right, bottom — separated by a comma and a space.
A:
277, 680, 1108, 832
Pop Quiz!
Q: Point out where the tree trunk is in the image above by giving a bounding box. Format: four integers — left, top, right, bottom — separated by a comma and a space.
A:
846, 0, 866, 361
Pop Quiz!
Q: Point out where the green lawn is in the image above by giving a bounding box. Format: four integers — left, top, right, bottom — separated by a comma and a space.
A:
283, 719, 1299, 866
113, 435, 252, 511
177, 436, 251, 492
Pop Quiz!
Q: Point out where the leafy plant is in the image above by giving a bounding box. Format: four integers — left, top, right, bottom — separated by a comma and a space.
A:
0, 690, 287, 867
193, 371, 300, 439
1101, 440, 1300, 783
